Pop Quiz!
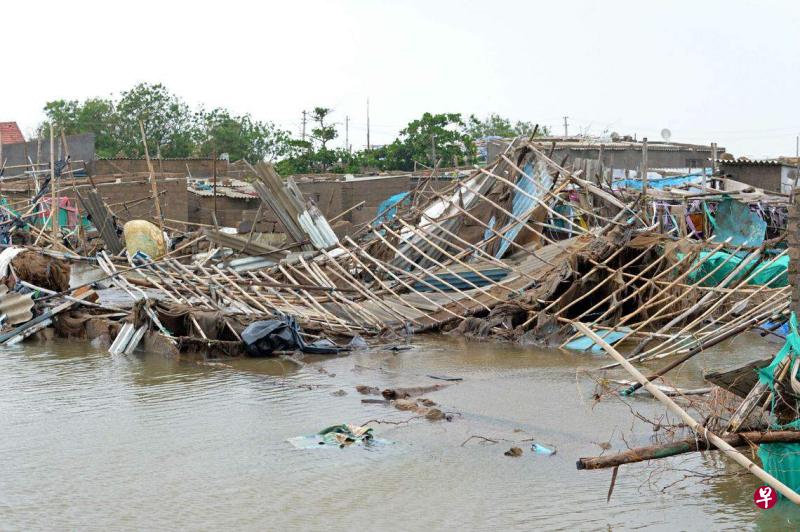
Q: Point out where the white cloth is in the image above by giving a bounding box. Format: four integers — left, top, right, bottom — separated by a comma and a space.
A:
0, 246, 25, 278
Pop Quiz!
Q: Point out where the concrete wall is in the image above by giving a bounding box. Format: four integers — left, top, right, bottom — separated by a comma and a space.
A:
2, 133, 96, 175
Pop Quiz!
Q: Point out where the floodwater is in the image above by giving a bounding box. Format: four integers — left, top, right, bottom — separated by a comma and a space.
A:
1, 332, 799, 530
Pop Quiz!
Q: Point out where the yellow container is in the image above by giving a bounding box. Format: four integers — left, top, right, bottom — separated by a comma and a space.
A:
123, 220, 166, 259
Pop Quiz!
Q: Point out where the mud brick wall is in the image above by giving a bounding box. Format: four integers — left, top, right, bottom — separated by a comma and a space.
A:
92, 158, 228, 177
186, 174, 457, 234
188, 194, 263, 229
4, 177, 188, 223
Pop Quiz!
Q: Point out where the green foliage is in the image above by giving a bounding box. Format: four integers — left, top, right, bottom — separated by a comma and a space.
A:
310, 107, 337, 150
42, 98, 119, 157
383, 112, 474, 171
467, 113, 549, 139
198, 108, 291, 162
42, 83, 289, 161
115, 83, 198, 157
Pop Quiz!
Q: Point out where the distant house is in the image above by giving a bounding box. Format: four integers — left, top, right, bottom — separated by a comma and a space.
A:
486, 136, 724, 173
718, 160, 798, 194
0, 122, 25, 145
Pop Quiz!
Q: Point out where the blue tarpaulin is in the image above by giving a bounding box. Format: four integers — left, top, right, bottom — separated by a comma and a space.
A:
374, 191, 411, 226
484, 161, 553, 259
612, 173, 704, 191
412, 268, 510, 292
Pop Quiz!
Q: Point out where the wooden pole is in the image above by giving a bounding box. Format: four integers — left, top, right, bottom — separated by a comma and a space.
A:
791, 193, 800, 318
574, 322, 800, 505
711, 142, 718, 182
139, 120, 164, 231
50, 124, 57, 238
641, 137, 648, 197
577, 431, 800, 470
212, 145, 218, 227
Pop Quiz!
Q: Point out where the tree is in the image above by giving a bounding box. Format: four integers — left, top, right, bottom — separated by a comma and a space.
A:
467, 113, 549, 138
385, 112, 474, 171
310, 107, 337, 150
115, 83, 199, 158
43, 97, 120, 157
198, 108, 291, 162
41, 83, 292, 163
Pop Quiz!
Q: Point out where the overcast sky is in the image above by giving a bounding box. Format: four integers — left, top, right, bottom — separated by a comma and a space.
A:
4, 0, 799, 158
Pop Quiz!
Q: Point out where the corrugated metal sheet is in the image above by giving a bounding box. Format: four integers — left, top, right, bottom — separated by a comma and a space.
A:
0, 286, 33, 325
412, 268, 510, 292
76, 190, 124, 254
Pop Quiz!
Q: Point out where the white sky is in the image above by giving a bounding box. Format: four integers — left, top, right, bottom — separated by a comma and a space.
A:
4, 0, 799, 158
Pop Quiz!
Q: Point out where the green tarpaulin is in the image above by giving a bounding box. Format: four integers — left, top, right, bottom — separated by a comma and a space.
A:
708, 198, 767, 247
680, 251, 787, 288
757, 313, 800, 498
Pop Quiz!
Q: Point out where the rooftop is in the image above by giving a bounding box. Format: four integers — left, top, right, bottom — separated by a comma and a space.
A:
0, 122, 24, 145
487, 136, 724, 152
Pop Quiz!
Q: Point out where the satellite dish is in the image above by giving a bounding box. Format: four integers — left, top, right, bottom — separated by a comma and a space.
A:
660, 128, 672, 142
610, 131, 620, 142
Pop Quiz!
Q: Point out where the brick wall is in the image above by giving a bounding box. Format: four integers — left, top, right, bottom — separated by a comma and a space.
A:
4, 176, 188, 223
185, 174, 458, 234
92, 158, 227, 177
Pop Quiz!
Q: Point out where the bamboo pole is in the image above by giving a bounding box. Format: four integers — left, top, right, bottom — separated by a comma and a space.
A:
632, 250, 789, 362
343, 236, 463, 320
139, 120, 164, 231
574, 321, 800, 505
379, 223, 501, 305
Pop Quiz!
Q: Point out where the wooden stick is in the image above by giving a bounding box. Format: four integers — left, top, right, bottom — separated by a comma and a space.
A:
574, 321, 800, 505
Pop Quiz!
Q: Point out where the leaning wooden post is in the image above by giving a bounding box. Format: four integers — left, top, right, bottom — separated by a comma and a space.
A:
711, 142, 718, 186
574, 322, 800, 505
791, 194, 800, 318
641, 137, 648, 187
641, 137, 648, 223
50, 124, 57, 238
139, 120, 164, 231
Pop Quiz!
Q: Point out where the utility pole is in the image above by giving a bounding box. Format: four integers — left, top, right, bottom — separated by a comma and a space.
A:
366, 98, 371, 150
430, 133, 436, 166
301, 110, 307, 142
345, 115, 350, 153
563, 116, 569, 137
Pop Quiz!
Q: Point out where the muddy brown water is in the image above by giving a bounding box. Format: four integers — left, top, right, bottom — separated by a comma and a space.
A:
1, 332, 799, 530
